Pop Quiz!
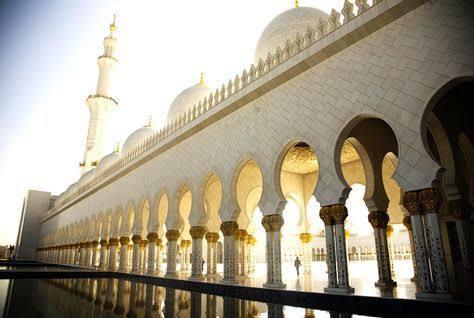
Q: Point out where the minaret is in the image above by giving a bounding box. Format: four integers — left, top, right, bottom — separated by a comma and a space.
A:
80, 15, 119, 174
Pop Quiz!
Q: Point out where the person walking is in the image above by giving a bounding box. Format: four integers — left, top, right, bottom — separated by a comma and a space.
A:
294, 256, 302, 277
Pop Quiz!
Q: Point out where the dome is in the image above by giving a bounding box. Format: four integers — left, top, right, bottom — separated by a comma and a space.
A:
167, 81, 212, 123
123, 126, 156, 155
78, 169, 96, 187
97, 151, 121, 172
254, 6, 328, 63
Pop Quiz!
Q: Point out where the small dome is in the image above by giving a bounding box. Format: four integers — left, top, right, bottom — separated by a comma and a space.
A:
167, 81, 212, 123
97, 151, 121, 172
123, 126, 156, 155
254, 6, 328, 63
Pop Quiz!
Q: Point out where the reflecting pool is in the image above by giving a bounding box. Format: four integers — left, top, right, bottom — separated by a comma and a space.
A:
1, 278, 372, 317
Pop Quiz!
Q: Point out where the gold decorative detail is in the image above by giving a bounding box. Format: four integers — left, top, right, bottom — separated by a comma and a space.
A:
386, 225, 394, 237
403, 191, 422, 216
114, 142, 120, 153
220, 221, 238, 236
402, 216, 412, 231
119, 236, 130, 245
319, 206, 333, 226
141, 239, 148, 247
419, 188, 442, 214
368, 211, 389, 229
100, 239, 108, 245
448, 199, 471, 220
190, 226, 206, 239
205, 232, 219, 243
109, 13, 117, 36
261, 214, 284, 232
330, 204, 348, 224
92, 240, 99, 247
199, 72, 205, 85
239, 229, 248, 241
295, 0, 300, 8
166, 230, 180, 241
180, 240, 191, 248
147, 232, 158, 242
299, 232, 312, 243
132, 235, 142, 244
146, 115, 153, 127
282, 144, 318, 174
156, 238, 162, 246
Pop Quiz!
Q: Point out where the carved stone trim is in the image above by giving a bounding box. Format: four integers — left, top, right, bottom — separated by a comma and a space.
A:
132, 235, 142, 244
419, 188, 442, 214
108, 238, 119, 246
147, 232, 158, 242
261, 214, 284, 232
319, 206, 333, 226
403, 191, 423, 215
190, 226, 206, 239
166, 230, 180, 241
205, 232, 219, 243
331, 204, 348, 224
119, 236, 130, 245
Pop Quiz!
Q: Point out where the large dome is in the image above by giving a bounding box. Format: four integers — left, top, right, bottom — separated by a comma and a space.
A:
254, 6, 328, 63
123, 126, 156, 155
167, 82, 212, 123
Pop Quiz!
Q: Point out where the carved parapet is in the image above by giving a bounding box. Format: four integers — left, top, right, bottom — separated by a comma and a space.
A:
166, 230, 180, 241
220, 221, 238, 236
205, 232, 220, 243
331, 204, 348, 224
190, 226, 206, 239
419, 188, 442, 214
132, 235, 142, 244
319, 206, 333, 226
368, 211, 389, 229
261, 214, 284, 232
402, 215, 412, 231
448, 199, 471, 220
299, 232, 313, 243
119, 236, 130, 245
109, 238, 119, 246
403, 191, 423, 216
147, 232, 158, 243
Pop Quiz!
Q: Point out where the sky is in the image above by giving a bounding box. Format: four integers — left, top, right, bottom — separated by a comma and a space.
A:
0, 0, 350, 245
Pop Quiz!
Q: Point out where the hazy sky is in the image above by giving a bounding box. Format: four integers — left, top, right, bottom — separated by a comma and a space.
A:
0, 0, 350, 245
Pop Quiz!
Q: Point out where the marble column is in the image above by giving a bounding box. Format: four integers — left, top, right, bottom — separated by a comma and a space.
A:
180, 240, 191, 272
118, 236, 130, 272
147, 232, 158, 274
299, 233, 313, 275
141, 240, 148, 273
74, 244, 81, 265
448, 198, 473, 287
205, 232, 219, 276
368, 211, 396, 287
220, 221, 239, 283
420, 188, 451, 295
156, 240, 163, 274
403, 216, 418, 281
107, 238, 119, 271
79, 243, 87, 266
114, 279, 126, 315
262, 214, 285, 288
332, 204, 353, 292
249, 236, 257, 273
403, 191, 433, 295
205, 294, 217, 318
267, 303, 284, 318
190, 226, 206, 280
238, 230, 248, 276
145, 284, 154, 318
320, 206, 337, 290
190, 292, 202, 318
86, 242, 95, 267
131, 235, 142, 273
165, 230, 180, 277
99, 239, 109, 270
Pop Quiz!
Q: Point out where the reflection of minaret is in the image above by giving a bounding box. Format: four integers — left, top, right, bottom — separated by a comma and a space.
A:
80, 15, 119, 174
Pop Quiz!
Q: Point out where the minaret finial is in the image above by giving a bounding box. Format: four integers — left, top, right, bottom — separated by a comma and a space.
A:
295, 0, 299, 8
199, 72, 205, 85
114, 142, 120, 153
109, 13, 117, 36
146, 115, 153, 127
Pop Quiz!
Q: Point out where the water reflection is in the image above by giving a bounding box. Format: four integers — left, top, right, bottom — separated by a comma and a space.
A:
2, 278, 367, 317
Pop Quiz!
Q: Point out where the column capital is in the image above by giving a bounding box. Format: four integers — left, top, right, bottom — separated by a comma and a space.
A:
100, 239, 108, 246
299, 232, 313, 243
119, 236, 130, 245
319, 206, 333, 226
166, 230, 180, 241
402, 215, 412, 231
419, 188, 442, 214
447, 199, 471, 220
220, 221, 238, 236
147, 232, 158, 242
261, 214, 284, 232
92, 240, 99, 247
330, 204, 348, 224
235, 229, 248, 241
402, 191, 423, 215
368, 211, 389, 229
190, 226, 206, 239
109, 238, 119, 246
131, 235, 142, 244
180, 240, 191, 248
205, 232, 220, 243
